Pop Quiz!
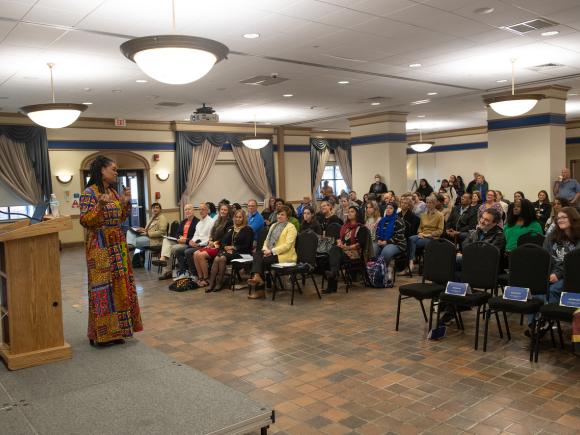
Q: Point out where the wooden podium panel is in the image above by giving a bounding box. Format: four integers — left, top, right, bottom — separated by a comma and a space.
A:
0, 217, 72, 370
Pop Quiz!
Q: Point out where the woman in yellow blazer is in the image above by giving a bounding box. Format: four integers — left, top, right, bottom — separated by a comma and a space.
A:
247, 206, 297, 299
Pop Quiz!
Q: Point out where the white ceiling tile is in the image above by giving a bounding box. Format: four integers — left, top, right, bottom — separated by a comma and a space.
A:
453, 0, 538, 27
349, 0, 420, 16
278, 0, 340, 20
317, 8, 374, 28
508, 0, 580, 16
2, 23, 67, 48
0, 1, 35, 20
546, 32, 580, 53
23, 7, 94, 27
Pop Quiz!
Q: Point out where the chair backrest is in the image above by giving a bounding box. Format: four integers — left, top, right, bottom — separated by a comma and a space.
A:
325, 222, 341, 239
296, 230, 318, 265
509, 244, 550, 296
423, 238, 456, 285
563, 249, 580, 293
356, 225, 373, 262
169, 220, 180, 237
517, 232, 545, 247
462, 241, 500, 290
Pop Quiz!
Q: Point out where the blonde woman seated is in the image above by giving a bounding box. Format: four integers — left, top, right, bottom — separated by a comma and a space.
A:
408, 194, 444, 271
207, 209, 254, 292
193, 203, 232, 288
364, 200, 381, 254
247, 205, 297, 300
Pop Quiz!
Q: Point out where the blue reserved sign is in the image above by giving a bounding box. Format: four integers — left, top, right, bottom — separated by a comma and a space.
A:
560, 292, 580, 308
503, 286, 530, 302
445, 281, 470, 296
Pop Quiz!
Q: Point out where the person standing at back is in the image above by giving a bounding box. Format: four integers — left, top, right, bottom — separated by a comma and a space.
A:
369, 174, 388, 195
553, 168, 580, 207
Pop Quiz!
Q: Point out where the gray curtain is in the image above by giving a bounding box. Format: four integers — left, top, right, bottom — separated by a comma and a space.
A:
311, 147, 330, 201
181, 139, 222, 206
231, 145, 272, 199
0, 135, 42, 204
334, 146, 353, 190
0, 125, 51, 200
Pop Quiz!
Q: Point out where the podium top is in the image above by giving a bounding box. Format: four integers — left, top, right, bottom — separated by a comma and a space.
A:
0, 216, 72, 242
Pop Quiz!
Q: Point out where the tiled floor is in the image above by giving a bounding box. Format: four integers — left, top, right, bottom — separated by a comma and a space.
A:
61, 248, 580, 435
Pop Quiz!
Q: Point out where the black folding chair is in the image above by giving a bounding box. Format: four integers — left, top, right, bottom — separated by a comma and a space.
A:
483, 244, 550, 361
396, 238, 455, 332
438, 241, 500, 350
517, 232, 545, 247
325, 222, 341, 239
271, 230, 321, 305
339, 226, 372, 292
536, 249, 580, 360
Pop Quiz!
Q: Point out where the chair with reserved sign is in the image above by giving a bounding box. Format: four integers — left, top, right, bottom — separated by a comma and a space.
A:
535, 249, 580, 360
395, 238, 456, 332
438, 241, 500, 350
482, 244, 550, 360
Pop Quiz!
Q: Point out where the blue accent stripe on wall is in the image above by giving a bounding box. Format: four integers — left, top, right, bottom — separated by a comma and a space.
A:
488, 113, 566, 131
48, 141, 175, 150
351, 133, 407, 145
407, 142, 488, 154
272, 145, 311, 152
567, 137, 580, 145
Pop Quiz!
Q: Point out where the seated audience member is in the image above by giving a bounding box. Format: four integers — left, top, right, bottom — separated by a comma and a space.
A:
364, 200, 381, 251
155, 203, 199, 279
440, 179, 457, 203
206, 202, 217, 218
321, 180, 334, 199
545, 197, 569, 236
411, 192, 427, 217
296, 196, 312, 219
286, 202, 301, 232
453, 175, 466, 205
543, 207, 580, 303
349, 191, 363, 206
471, 190, 482, 207
176, 203, 215, 279
408, 195, 444, 270
496, 190, 509, 216
261, 197, 276, 222
533, 190, 552, 229
335, 195, 352, 222
417, 178, 434, 200
193, 204, 233, 288
553, 167, 580, 206
232, 203, 242, 211
127, 202, 167, 249
246, 199, 265, 240
316, 200, 343, 234
300, 205, 322, 234
513, 191, 525, 202
462, 208, 505, 254
207, 209, 254, 292
375, 202, 407, 284
269, 198, 286, 224
328, 195, 339, 215
440, 193, 452, 222
399, 194, 420, 239
446, 193, 478, 244
247, 206, 297, 299
362, 193, 370, 205
504, 199, 543, 253
323, 206, 363, 294
478, 190, 504, 227
369, 174, 388, 195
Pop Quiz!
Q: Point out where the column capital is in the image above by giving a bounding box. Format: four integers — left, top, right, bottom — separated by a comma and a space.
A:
483, 84, 571, 103
349, 111, 408, 127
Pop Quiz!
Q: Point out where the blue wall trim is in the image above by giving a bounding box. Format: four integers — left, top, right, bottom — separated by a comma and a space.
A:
351, 133, 407, 145
407, 142, 488, 154
567, 137, 580, 145
48, 141, 176, 151
488, 113, 566, 131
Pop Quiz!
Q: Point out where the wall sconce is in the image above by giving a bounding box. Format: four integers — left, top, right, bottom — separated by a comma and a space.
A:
156, 171, 170, 181
56, 173, 73, 184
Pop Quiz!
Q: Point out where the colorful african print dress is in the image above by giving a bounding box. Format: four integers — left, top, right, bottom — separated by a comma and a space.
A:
80, 185, 143, 343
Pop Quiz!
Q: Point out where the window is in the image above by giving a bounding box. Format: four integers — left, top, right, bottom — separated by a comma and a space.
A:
0, 205, 35, 221
318, 163, 346, 199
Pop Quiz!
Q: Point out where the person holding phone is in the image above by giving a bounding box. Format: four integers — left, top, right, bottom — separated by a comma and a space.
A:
80, 155, 143, 346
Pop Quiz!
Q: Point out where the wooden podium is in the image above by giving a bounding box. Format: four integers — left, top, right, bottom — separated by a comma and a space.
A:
0, 217, 73, 370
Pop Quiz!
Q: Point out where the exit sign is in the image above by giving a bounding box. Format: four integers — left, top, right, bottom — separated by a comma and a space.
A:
114, 118, 127, 127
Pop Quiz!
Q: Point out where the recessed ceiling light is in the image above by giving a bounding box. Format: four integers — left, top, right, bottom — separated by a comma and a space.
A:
541, 30, 559, 37
474, 7, 495, 15
337, 80, 349, 84
83, 87, 92, 92
112, 89, 122, 93
570, 93, 579, 96
243, 33, 260, 39
427, 92, 438, 96
370, 102, 381, 106
283, 94, 293, 97
83, 102, 93, 105
417, 115, 426, 118
496, 79, 508, 83
136, 79, 148, 83
409, 63, 422, 68
410, 99, 430, 105
322, 129, 329, 131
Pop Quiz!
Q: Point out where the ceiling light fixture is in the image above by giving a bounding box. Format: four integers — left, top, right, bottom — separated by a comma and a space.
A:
408, 129, 434, 153
427, 92, 438, 96
19, 63, 88, 129
474, 7, 495, 15
411, 99, 430, 105
83, 102, 93, 105
541, 31, 559, 36
243, 33, 260, 39
283, 94, 293, 97
417, 115, 426, 118
409, 63, 422, 68
370, 102, 381, 106
338, 80, 350, 84
496, 79, 508, 83
242, 115, 270, 150
486, 59, 543, 117
120, 0, 228, 85
136, 79, 148, 83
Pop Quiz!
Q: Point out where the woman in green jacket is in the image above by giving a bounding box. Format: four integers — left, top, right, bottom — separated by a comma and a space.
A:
503, 198, 543, 252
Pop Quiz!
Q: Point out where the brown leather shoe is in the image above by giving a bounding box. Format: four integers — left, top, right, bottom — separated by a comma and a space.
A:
247, 274, 264, 286
248, 290, 266, 299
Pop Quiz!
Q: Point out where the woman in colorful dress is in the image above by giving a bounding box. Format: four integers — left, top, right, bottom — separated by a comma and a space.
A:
80, 155, 143, 346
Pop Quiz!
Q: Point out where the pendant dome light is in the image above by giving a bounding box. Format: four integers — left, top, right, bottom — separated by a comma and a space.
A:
242, 115, 271, 150
408, 129, 434, 153
19, 63, 88, 129
120, 0, 228, 85
486, 59, 543, 117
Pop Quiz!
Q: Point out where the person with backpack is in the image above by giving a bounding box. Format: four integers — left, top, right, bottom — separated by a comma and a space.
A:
375, 202, 407, 286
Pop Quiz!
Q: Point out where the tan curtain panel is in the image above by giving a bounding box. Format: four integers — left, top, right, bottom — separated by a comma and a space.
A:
231, 145, 272, 200
181, 139, 222, 206
312, 147, 330, 206
0, 135, 42, 204
334, 146, 353, 191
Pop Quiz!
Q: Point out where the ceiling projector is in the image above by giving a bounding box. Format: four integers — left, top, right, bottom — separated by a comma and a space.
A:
190, 103, 219, 122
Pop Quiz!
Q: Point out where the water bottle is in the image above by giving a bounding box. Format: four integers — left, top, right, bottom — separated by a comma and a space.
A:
49, 193, 60, 218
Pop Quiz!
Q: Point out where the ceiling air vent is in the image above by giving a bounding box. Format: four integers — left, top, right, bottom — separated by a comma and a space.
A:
527, 63, 565, 72
155, 101, 184, 107
239, 75, 289, 86
501, 18, 558, 35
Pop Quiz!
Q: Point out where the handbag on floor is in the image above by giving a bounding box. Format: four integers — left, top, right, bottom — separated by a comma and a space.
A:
169, 277, 199, 292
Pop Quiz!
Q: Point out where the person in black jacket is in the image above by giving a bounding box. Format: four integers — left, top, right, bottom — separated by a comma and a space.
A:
316, 200, 343, 234
207, 209, 254, 292
533, 190, 552, 230
300, 206, 322, 235
416, 179, 433, 200
399, 195, 420, 239
369, 174, 388, 195
446, 193, 478, 245
461, 208, 505, 255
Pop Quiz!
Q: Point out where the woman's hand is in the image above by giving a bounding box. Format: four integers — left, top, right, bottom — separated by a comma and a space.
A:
263, 248, 272, 257
549, 273, 558, 283
122, 187, 132, 204
98, 194, 110, 208
378, 240, 386, 247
